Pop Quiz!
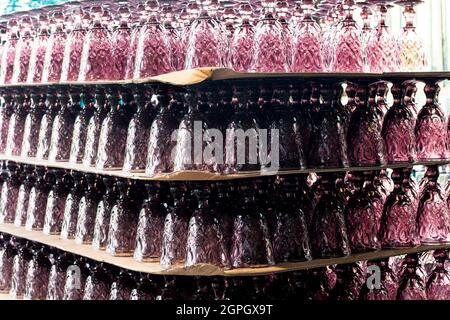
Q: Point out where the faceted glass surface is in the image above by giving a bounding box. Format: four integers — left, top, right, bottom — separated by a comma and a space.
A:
20, 93, 45, 157
42, 13, 67, 83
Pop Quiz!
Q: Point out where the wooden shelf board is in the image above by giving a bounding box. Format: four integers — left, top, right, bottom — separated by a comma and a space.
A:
0, 223, 448, 277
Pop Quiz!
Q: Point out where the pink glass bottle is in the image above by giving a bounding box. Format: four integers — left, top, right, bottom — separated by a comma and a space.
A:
382, 81, 417, 164
379, 169, 419, 248
416, 166, 450, 244
186, 185, 230, 268
124, 3, 148, 79
5, 92, 30, 156
82, 89, 108, 167
250, 0, 287, 72
35, 91, 58, 160
92, 176, 118, 250
310, 173, 351, 258
96, 89, 128, 170
60, 8, 87, 82
111, 4, 132, 80
24, 246, 50, 300
61, 171, 86, 240
14, 165, 35, 227
363, 170, 386, 232
27, 13, 50, 83
0, 162, 21, 224
162, 4, 183, 72
0, 235, 15, 293
75, 174, 103, 245
69, 92, 94, 164
25, 167, 51, 231
134, 183, 167, 262
9, 241, 33, 299
345, 172, 381, 252
415, 80, 448, 161
290, 0, 324, 72
0, 18, 19, 84
78, 6, 115, 81
397, 254, 427, 300
347, 84, 386, 167
106, 180, 139, 257
43, 170, 71, 235
11, 16, 34, 84
133, 0, 173, 79
42, 11, 67, 83
21, 91, 46, 158
331, 0, 364, 72
426, 249, 450, 300
230, 2, 254, 72
0, 93, 14, 154
48, 90, 78, 161
178, 3, 198, 72
365, 2, 399, 72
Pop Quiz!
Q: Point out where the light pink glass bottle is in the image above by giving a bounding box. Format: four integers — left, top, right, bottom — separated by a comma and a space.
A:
0, 18, 19, 85
78, 6, 115, 82
27, 13, 50, 84
230, 2, 254, 72
11, 16, 34, 84
134, 0, 173, 79
162, 4, 183, 72
250, 0, 288, 72
42, 11, 67, 83
124, 3, 148, 79
290, 0, 324, 72
111, 4, 132, 80
331, 0, 364, 72
426, 249, 450, 300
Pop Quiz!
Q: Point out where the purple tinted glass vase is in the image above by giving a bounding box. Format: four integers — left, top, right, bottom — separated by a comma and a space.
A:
345, 172, 381, 252
48, 91, 78, 161
416, 166, 450, 244
415, 81, 448, 161
75, 174, 103, 244
92, 176, 118, 250
36, 92, 59, 160
5, 93, 29, 156
78, 6, 115, 81
307, 84, 348, 168
347, 85, 386, 166
160, 186, 192, 267
230, 2, 254, 72
310, 174, 351, 258
134, 183, 167, 262
11, 17, 33, 84
379, 169, 419, 248
82, 263, 112, 300
47, 252, 72, 300
186, 185, 230, 268
42, 11, 67, 83
0, 94, 14, 154
398, 254, 427, 300
24, 247, 50, 300
21, 92, 45, 157
25, 167, 51, 231
106, 180, 139, 256
230, 182, 274, 268
96, 89, 128, 170
273, 177, 311, 262
0, 19, 19, 84
69, 92, 94, 163
27, 14, 50, 83
43, 170, 71, 235
426, 250, 450, 300
290, 0, 323, 72
123, 89, 153, 172
145, 93, 179, 176
0, 163, 20, 224
82, 90, 108, 167
382, 82, 416, 163
61, 171, 85, 239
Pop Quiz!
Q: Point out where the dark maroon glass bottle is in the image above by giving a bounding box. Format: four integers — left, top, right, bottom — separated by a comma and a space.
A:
273, 176, 311, 262
310, 173, 351, 258
47, 251, 72, 300
292, 85, 313, 160
130, 274, 159, 300
382, 81, 416, 164
25, 167, 51, 231
193, 277, 215, 300
362, 170, 385, 233
230, 182, 274, 268
0, 235, 15, 292
5, 92, 29, 156
13, 164, 32, 226
347, 84, 386, 167
82, 263, 112, 300
134, 182, 167, 262
0, 93, 14, 154
331, 262, 366, 300
24, 246, 51, 300
36, 91, 59, 160
10, 240, 33, 299
92, 176, 118, 250
43, 169, 72, 235
0, 162, 21, 224
110, 270, 136, 300
61, 171, 86, 239
63, 256, 88, 300
415, 80, 448, 161
397, 254, 427, 300
426, 249, 450, 300
379, 169, 419, 248
305, 268, 332, 300
20, 91, 45, 157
